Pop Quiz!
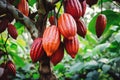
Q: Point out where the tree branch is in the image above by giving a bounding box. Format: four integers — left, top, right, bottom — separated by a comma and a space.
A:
0, 0, 38, 39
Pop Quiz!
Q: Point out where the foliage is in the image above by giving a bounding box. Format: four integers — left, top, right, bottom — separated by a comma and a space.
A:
0, 0, 120, 80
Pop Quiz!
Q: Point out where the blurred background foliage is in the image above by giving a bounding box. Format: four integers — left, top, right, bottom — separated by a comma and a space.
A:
0, 0, 120, 80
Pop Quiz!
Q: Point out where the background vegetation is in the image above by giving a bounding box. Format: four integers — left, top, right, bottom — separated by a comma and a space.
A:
0, 0, 120, 80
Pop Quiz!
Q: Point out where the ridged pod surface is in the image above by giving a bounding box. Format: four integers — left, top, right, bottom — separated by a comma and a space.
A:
80, 0, 87, 17
6, 60, 16, 76
18, 0, 29, 16
8, 24, 18, 39
30, 38, 44, 63
58, 13, 77, 40
64, 35, 79, 58
64, 0, 82, 19
76, 19, 87, 38
43, 25, 61, 56
0, 20, 8, 33
96, 14, 107, 38
50, 42, 64, 66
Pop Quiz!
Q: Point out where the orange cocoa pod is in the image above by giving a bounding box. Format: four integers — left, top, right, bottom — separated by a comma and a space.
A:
64, 35, 79, 58
18, 0, 29, 16
43, 25, 61, 56
58, 13, 77, 40
76, 19, 87, 38
7, 24, 18, 39
30, 38, 44, 63
64, 0, 82, 19
96, 14, 107, 38
50, 42, 64, 66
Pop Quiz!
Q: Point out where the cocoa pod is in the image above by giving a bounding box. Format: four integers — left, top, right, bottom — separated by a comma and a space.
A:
58, 13, 77, 40
76, 19, 87, 38
30, 38, 44, 63
18, 0, 29, 16
6, 60, 16, 76
96, 14, 107, 38
86, 0, 98, 7
64, 0, 82, 19
0, 20, 8, 33
50, 42, 64, 66
43, 25, 61, 56
49, 16, 55, 25
7, 24, 18, 39
80, 0, 87, 17
64, 35, 79, 58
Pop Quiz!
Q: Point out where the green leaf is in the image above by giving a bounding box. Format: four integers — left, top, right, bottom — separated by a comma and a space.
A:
98, 58, 109, 64
102, 64, 111, 73
84, 60, 98, 70
54, 63, 65, 72
86, 70, 99, 80
69, 62, 84, 73
33, 73, 39, 79
8, 50, 25, 67
88, 10, 120, 35
14, 22, 24, 35
28, 0, 36, 7
114, 32, 120, 43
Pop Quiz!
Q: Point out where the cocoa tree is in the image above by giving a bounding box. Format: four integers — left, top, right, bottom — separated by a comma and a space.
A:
0, 0, 120, 80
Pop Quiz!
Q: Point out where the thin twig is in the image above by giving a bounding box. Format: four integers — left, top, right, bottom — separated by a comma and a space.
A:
4, 34, 9, 58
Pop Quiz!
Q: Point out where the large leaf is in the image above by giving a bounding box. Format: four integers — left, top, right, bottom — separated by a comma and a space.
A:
8, 50, 25, 67
88, 10, 120, 35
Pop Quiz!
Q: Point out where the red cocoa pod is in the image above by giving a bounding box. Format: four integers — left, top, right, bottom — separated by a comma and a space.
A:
58, 13, 77, 40
76, 19, 87, 38
18, 0, 29, 16
49, 16, 55, 25
96, 14, 107, 38
86, 0, 98, 7
64, 0, 82, 19
0, 20, 8, 33
6, 60, 16, 76
50, 42, 64, 66
30, 38, 44, 63
64, 35, 79, 58
43, 25, 61, 56
8, 24, 18, 39
80, 0, 87, 17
